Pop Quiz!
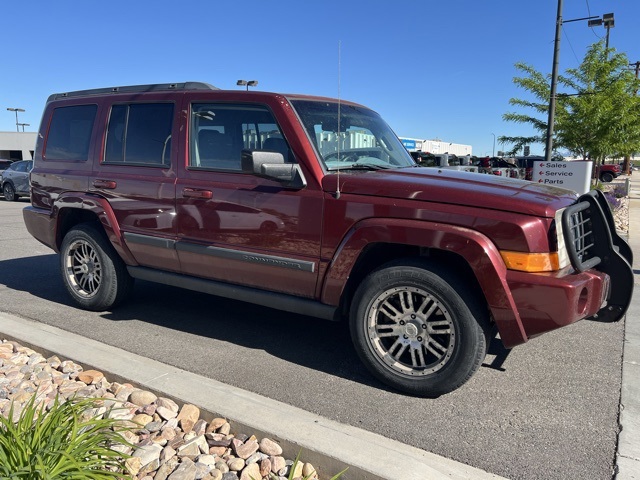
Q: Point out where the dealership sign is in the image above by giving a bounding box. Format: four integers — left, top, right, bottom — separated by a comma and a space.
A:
531, 161, 592, 194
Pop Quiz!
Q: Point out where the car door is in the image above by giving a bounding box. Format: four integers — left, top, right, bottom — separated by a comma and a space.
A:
91, 97, 180, 272
14, 161, 33, 194
3, 161, 29, 194
175, 99, 323, 298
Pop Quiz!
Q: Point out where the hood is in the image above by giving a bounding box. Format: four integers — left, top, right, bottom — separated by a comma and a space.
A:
323, 167, 579, 218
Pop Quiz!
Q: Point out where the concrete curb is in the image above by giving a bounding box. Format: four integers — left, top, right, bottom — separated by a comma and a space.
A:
0, 312, 505, 480
617, 176, 640, 479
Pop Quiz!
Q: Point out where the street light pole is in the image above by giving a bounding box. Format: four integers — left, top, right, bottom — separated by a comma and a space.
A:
544, 0, 563, 163
544, 4, 601, 163
6, 108, 25, 133
491, 133, 496, 157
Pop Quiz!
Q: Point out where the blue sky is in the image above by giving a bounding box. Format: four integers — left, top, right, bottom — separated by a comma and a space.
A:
2, 0, 637, 157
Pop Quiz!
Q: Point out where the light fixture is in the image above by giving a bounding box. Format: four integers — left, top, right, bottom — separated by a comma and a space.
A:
236, 80, 258, 91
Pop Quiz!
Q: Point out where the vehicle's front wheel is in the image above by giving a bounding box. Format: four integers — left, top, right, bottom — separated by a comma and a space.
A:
3, 183, 16, 201
60, 223, 134, 311
350, 259, 489, 397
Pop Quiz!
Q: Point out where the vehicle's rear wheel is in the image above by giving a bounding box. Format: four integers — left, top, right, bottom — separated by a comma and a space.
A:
350, 259, 489, 397
60, 223, 134, 311
3, 183, 16, 201
601, 172, 614, 183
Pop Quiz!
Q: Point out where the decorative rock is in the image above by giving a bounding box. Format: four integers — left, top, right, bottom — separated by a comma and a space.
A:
290, 461, 303, 478
303, 462, 318, 478
158, 406, 179, 420
270, 456, 286, 474
209, 446, 227, 456
0, 338, 339, 480
157, 396, 180, 412
239, 463, 261, 480
207, 417, 228, 433
246, 452, 267, 465
227, 457, 245, 472
139, 458, 160, 476
146, 420, 163, 432
168, 457, 197, 480
125, 456, 142, 476
215, 460, 230, 474
132, 413, 154, 427
132, 443, 163, 468
259, 458, 272, 478
196, 454, 218, 467
206, 469, 223, 480
76, 369, 104, 385
232, 438, 259, 459
177, 404, 200, 433
161, 427, 178, 441
129, 389, 158, 406
160, 445, 177, 464
156, 456, 180, 480
218, 422, 231, 435
193, 418, 207, 436
177, 435, 208, 457
259, 438, 283, 456
195, 461, 213, 478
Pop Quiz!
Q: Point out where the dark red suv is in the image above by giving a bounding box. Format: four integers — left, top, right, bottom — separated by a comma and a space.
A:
23, 82, 633, 396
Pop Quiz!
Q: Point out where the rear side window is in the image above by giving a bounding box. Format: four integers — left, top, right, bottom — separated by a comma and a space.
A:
45, 105, 97, 161
104, 103, 174, 166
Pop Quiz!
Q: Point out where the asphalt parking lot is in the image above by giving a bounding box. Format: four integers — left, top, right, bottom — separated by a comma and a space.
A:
0, 196, 631, 480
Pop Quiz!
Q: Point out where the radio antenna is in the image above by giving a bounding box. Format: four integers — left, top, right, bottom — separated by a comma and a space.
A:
335, 40, 342, 200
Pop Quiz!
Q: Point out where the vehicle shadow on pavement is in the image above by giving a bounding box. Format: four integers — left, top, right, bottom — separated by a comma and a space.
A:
0, 254, 510, 393
103, 280, 385, 390
0, 254, 386, 390
0, 254, 66, 303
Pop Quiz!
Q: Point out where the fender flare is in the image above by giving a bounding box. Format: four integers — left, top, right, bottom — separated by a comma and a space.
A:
53, 192, 138, 266
322, 218, 528, 347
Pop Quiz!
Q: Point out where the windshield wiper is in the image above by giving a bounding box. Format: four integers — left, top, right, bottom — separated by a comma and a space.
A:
328, 163, 391, 172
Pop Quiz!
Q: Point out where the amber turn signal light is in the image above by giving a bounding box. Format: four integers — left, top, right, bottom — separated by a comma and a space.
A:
500, 251, 560, 273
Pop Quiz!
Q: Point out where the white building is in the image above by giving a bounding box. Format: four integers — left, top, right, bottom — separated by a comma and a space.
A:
399, 137, 472, 156
0, 132, 37, 160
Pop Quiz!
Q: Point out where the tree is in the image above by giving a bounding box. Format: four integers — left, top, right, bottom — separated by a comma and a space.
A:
500, 41, 640, 162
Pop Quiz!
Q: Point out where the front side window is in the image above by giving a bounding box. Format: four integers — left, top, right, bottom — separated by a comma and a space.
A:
290, 99, 415, 171
45, 105, 97, 161
104, 103, 174, 166
190, 103, 292, 171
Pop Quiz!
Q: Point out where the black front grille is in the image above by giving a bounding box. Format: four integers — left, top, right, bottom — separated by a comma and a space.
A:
561, 190, 615, 273
565, 201, 600, 271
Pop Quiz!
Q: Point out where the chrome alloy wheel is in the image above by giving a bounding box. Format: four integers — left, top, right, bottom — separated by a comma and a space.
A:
366, 286, 456, 376
64, 239, 102, 298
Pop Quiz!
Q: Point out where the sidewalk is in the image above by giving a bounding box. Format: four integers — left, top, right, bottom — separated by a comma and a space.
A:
617, 175, 640, 479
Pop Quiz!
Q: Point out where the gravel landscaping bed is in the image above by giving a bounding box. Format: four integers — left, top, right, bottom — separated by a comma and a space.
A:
0, 340, 327, 480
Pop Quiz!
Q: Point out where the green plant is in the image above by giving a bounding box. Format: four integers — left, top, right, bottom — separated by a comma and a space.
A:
0, 395, 131, 479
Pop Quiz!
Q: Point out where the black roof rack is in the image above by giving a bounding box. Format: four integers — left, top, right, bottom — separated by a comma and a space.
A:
48, 82, 219, 101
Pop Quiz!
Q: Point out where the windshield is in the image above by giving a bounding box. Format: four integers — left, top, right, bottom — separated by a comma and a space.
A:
290, 99, 416, 171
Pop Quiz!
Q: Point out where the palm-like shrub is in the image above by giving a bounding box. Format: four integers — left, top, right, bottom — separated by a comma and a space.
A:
0, 395, 130, 479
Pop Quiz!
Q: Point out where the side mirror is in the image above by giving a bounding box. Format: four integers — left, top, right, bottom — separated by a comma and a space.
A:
241, 150, 306, 189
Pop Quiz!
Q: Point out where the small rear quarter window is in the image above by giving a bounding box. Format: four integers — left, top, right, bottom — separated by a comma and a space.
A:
45, 105, 97, 161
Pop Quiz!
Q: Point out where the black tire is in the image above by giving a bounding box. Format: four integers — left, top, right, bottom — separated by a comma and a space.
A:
3, 183, 16, 201
600, 172, 614, 183
60, 223, 134, 311
350, 259, 489, 397
260, 221, 278, 233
